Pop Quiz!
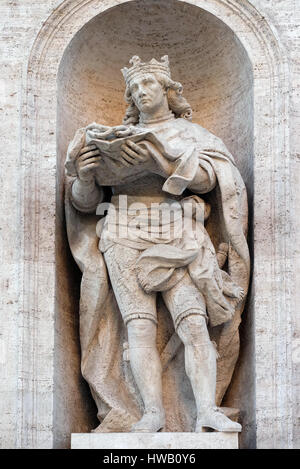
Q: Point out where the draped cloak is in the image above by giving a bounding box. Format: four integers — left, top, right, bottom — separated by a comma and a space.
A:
65, 118, 250, 432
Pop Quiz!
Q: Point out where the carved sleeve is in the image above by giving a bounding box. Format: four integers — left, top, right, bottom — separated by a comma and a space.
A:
187, 158, 217, 194
71, 178, 104, 214
162, 147, 217, 196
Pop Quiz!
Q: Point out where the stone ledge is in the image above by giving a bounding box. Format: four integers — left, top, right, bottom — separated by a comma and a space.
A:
71, 432, 239, 449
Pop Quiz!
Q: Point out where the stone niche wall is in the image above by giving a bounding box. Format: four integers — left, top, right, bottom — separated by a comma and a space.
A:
56, 0, 254, 447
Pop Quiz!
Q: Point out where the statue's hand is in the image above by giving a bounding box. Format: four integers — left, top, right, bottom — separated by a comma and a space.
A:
75, 144, 101, 182
120, 140, 152, 167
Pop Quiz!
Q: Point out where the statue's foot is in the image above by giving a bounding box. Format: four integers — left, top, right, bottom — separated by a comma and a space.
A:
195, 407, 242, 433
130, 408, 165, 433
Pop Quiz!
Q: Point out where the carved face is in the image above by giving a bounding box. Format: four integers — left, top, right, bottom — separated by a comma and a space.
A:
129, 73, 166, 114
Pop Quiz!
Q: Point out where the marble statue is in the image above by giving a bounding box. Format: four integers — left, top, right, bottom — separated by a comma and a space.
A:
65, 55, 250, 433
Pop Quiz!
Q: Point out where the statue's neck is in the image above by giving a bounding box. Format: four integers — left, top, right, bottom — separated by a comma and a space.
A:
139, 99, 174, 125
139, 109, 175, 125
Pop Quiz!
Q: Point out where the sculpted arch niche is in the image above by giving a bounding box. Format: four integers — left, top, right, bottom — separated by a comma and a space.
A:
21, 0, 291, 449
57, 0, 253, 442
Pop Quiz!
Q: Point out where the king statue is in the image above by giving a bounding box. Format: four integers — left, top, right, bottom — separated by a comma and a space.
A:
65, 55, 250, 433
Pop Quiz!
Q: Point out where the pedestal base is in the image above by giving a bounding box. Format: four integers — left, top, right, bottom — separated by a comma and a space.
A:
71, 432, 239, 449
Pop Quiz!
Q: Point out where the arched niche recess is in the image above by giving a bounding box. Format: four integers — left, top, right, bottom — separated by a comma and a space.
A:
21, 0, 291, 451
56, 0, 254, 447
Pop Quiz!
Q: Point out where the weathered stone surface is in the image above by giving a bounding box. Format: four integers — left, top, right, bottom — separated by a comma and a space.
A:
71, 432, 239, 449
0, 0, 298, 449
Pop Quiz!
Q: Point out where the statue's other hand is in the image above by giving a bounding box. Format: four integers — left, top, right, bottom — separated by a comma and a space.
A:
75, 144, 101, 182
120, 140, 152, 167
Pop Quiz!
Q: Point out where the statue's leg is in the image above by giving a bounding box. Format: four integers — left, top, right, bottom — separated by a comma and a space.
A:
104, 244, 165, 432
127, 318, 165, 432
163, 274, 241, 432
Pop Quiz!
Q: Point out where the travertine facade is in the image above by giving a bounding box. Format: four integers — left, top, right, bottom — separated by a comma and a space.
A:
0, 0, 299, 449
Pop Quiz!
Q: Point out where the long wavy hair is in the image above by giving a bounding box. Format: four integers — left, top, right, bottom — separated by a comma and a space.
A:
122, 74, 192, 125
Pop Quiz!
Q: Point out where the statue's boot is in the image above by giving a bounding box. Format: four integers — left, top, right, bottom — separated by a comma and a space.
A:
130, 408, 165, 433
176, 326, 242, 433
126, 323, 165, 433
195, 406, 242, 432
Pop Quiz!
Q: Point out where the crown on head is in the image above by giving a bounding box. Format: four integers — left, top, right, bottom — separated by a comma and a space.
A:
121, 55, 171, 86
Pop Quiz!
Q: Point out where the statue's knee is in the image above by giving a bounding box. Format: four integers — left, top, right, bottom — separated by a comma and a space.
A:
177, 314, 209, 346
127, 318, 156, 345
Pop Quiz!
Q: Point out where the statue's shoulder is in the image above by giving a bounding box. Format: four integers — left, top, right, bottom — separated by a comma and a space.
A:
175, 119, 235, 163
176, 118, 220, 144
